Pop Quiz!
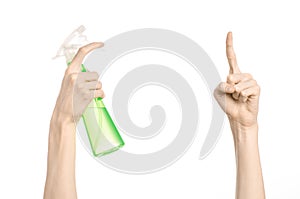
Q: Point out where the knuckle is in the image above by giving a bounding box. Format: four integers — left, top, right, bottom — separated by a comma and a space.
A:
81, 72, 89, 78
227, 75, 233, 82
245, 73, 252, 79
78, 46, 88, 55
218, 82, 225, 90
226, 76, 230, 82
96, 89, 104, 97
93, 72, 100, 79
99, 90, 105, 98
214, 86, 219, 93
256, 85, 261, 93
79, 72, 87, 79
97, 81, 102, 88
248, 79, 257, 85
213, 89, 218, 98
86, 71, 99, 80
241, 90, 246, 96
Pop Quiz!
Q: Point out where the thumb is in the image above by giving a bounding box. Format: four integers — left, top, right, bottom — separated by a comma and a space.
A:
68, 42, 104, 72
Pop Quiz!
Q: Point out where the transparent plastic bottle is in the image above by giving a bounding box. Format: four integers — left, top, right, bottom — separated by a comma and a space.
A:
54, 25, 124, 156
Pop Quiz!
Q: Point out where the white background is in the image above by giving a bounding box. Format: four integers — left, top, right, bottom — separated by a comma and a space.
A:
0, 0, 300, 198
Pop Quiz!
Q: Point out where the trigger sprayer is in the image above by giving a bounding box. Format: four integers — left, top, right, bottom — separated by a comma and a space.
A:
54, 25, 125, 156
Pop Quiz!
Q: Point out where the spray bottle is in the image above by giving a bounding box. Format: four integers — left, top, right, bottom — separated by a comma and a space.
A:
54, 26, 124, 156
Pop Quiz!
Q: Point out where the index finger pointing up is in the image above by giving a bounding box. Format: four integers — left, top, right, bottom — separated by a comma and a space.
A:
226, 32, 241, 74
69, 42, 104, 72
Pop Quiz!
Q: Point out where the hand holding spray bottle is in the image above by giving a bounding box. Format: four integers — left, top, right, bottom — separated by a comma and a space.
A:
54, 26, 124, 156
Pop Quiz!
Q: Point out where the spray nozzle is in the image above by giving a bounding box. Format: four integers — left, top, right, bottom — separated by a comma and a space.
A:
53, 25, 89, 63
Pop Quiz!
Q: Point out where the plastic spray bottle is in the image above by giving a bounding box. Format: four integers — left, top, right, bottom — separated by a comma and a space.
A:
54, 26, 124, 156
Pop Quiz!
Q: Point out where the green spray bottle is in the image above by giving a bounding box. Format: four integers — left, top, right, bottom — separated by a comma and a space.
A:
54, 26, 124, 157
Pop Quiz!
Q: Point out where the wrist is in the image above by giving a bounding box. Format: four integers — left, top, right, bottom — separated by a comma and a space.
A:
51, 108, 75, 126
50, 110, 76, 137
229, 120, 258, 144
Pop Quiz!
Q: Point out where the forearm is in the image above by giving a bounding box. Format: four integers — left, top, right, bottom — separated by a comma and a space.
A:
230, 121, 265, 199
44, 112, 77, 199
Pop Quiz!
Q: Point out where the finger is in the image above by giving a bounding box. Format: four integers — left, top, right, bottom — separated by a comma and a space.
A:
226, 32, 241, 74
230, 76, 255, 101
240, 85, 260, 99
234, 79, 257, 92
77, 72, 99, 83
227, 73, 252, 100
215, 82, 235, 94
227, 73, 252, 84
232, 92, 240, 100
69, 42, 104, 72
93, 89, 105, 99
238, 95, 248, 103
80, 81, 102, 90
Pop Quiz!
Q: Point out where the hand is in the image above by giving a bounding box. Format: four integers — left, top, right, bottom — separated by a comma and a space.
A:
52, 42, 105, 124
214, 32, 260, 128
213, 33, 265, 199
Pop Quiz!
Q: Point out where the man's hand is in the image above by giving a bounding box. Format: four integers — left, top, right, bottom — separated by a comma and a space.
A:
52, 42, 105, 124
213, 32, 265, 199
44, 42, 105, 199
214, 32, 260, 128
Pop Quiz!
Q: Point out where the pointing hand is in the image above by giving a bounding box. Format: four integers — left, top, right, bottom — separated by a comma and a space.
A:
214, 32, 260, 128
